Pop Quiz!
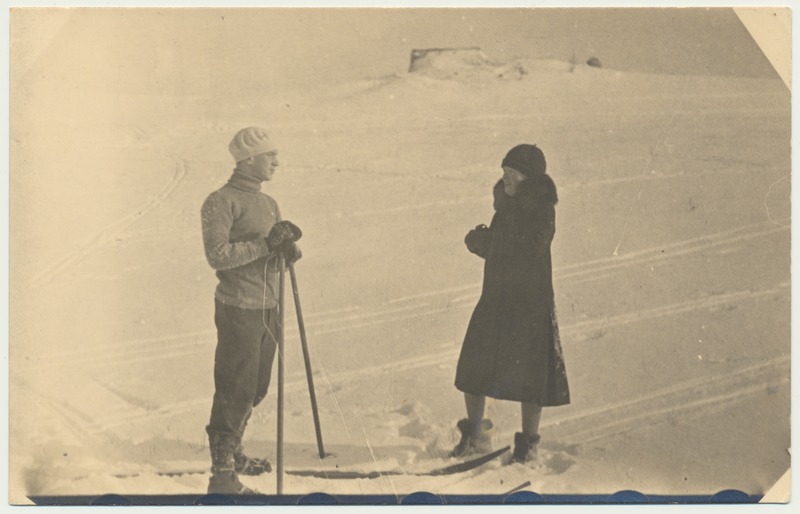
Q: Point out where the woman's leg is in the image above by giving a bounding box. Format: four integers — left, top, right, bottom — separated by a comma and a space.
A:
521, 402, 542, 437
451, 393, 491, 457
464, 393, 486, 435
508, 402, 543, 463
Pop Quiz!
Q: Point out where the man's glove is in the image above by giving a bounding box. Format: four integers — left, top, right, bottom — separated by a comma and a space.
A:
465, 224, 492, 257
266, 220, 302, 253
284, 242, 302, 265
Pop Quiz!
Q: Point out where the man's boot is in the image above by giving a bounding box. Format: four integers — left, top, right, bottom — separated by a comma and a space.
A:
207, 433, 257, 495
450, 418, 494, 458
234, 443, 272, 476
234, 414, 272, 476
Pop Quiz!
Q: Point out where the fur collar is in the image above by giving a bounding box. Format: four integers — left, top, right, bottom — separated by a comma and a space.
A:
493, 175, 558, 212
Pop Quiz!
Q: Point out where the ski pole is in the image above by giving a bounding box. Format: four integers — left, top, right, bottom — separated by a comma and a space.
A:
276, 254, 285, 495
289, 264, 326, 459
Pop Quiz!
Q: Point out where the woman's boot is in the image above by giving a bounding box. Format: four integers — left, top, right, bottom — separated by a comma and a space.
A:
509, 432, 541, 464
450, 418, 494, 457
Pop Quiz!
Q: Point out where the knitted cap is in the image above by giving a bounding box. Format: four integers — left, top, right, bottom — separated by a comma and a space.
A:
229, 127, 276, 162
501, 144, 546, 177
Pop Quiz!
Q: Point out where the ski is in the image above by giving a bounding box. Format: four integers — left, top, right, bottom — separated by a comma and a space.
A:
100, 445, 510, 480
285, 445, 511, 480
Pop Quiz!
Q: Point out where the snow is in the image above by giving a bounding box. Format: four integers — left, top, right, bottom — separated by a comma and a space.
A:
9, 32, 790, 506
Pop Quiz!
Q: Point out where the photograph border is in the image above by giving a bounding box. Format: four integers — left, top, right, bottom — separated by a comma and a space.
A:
3, 0, 794, 509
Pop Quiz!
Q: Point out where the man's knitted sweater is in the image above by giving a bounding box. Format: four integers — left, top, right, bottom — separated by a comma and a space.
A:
201, 171, 280, 309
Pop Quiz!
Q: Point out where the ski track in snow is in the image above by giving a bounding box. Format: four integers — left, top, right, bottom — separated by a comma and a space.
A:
337, 165, 768, 218
551, 355, 790, 445
65, 280, 788, 435
48, 352, 791, 486
21, 213, 788, 450
19, 161, 790, 473
29, 219, 787, 373
24, 352, 789, 494
29, 159, 188, 288
28, 161, 779, 288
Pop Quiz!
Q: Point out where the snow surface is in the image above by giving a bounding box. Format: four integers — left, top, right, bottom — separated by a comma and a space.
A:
9, 51, 790, 504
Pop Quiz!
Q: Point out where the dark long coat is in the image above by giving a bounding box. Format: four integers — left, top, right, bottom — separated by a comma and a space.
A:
455, 176, 570, 405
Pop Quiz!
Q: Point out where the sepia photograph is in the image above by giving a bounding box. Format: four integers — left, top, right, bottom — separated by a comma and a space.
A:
7, 2, 792, 506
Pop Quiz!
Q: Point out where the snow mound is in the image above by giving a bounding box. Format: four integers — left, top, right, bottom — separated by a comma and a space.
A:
407, 47, 608, 82
408, 47, 491, 77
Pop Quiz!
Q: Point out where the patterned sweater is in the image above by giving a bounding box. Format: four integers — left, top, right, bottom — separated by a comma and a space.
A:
201, 171, 281, 309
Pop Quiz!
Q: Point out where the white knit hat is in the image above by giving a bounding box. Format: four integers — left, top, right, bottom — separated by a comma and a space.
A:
229, 127, 276, 162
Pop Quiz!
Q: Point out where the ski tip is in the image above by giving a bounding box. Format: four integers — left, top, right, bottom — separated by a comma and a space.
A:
491, 445, 511, 457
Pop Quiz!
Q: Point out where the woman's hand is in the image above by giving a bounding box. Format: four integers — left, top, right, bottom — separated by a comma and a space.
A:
465, 224, 492, 258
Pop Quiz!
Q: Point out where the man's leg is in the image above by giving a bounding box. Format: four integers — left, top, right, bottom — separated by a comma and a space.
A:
253, 307, 279, 408
206, 300, 264, 493
234, 308, 279, 475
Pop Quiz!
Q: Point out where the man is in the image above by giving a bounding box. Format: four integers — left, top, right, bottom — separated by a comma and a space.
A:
200, 126, 302, 495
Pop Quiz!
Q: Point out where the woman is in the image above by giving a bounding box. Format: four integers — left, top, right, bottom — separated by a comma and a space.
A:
453, 144, 570, 464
